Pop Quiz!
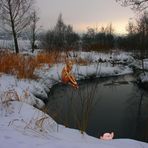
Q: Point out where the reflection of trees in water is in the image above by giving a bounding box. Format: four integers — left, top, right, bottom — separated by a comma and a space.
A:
47, 74, 148, 140
126, 84, 148, 142
60, 62, 103, 133
75, 79, 101, 133
64, 78, 102, 133
138, 89, 148, 142
47, 78, 101, 133
47, 74, 103, 133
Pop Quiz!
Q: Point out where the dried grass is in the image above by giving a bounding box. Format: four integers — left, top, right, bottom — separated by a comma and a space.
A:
0, 52, 39, 79
0, 51, 66, 79
0, 50, 90, 79
36, 51, 66, 64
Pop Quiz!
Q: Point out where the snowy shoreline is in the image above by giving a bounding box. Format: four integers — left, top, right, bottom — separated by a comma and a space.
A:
1, 51, 148, 148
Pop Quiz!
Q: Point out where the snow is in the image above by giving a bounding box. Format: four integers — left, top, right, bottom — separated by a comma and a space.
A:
129, 58, 148, 71
73, 64, 133, 79
69, 51, 134, 64
0, 101, 147, 148
35, 51, 134, 83
0, 39, 42, 56
139, 72, 148, 83
0, 50, 148, 147
132, 58, 148, 83
0, 74, 45, 109
144, 59, 148, 70
0, 39, 31, 52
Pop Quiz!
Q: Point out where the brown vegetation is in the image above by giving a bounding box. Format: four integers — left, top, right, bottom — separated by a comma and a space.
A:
36, 51, 66, 64
0, 51, 66, 79
0, 50, 88, 79
0, 52, 38, 79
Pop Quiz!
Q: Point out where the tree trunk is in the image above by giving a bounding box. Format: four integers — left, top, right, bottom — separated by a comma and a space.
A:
8, 0, 19, 54
12, 28, 19, 54
32, 31, 35, 53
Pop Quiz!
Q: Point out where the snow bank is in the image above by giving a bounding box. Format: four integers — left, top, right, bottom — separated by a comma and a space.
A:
0, 50, 148, 147
0, 101, 148, 148
73, 64, 133, 79
139, 73, 148, 83
0, 74, 45, 109
129, 58, 148, 71
0, 51, 134, 109
69, 51, 134, 64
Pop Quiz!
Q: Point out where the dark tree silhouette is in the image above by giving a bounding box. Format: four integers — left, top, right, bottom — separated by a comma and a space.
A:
116, 0, 148, 12
0, 0, 34, 53
41, 14, 79, 51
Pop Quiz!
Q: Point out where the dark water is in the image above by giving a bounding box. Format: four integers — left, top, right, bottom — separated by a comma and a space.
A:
47, 75, 148, 142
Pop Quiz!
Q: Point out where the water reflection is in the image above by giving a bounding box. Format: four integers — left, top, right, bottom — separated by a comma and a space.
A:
47, 75, 148, 142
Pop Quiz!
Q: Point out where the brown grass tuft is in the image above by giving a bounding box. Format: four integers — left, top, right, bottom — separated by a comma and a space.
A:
36, 51, 66, 64
0, 51, 67, 79
0, 52, 39, 79
0, 51, 89, 79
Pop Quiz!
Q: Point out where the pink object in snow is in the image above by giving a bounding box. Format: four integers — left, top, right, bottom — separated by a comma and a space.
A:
100, 132, 114, 140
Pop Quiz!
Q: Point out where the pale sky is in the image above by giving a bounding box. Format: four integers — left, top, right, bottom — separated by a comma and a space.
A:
35, 0, 135, 34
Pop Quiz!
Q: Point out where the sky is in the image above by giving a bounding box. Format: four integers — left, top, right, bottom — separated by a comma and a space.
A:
35, 0, 135, 35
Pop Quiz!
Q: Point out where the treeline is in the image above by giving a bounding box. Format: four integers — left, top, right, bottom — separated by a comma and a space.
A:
40, 12, 148, 53
40, 14, 115, 52
117, 12, 148, 52
1, 0, 148, 54
40, 14, 79, 51
81, 25, 114, 51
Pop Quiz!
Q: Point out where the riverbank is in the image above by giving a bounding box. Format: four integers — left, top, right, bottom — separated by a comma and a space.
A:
0, 50, 148, 147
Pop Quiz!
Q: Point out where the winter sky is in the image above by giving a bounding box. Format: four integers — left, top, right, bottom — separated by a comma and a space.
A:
35, 0, 135, 35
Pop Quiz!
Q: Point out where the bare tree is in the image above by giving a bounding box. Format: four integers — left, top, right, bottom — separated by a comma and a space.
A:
29, 10, 39, 53
116, 0, 148, 12
137, 12, 148, 73
105, 23, 114, 35
0, 0, 34, 53
126, 20, 136, 35
41, 13, 79, 51
54, 13, 67, 50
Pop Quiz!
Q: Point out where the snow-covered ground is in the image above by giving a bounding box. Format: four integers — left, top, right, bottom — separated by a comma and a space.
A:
129, 58, 148, 71
0, 39, 41, 55
0, 101, 148, 148
130, 58, 148, 83
139, 72, 148, 84
0, 39, 31, 52
0, 50, 148, 147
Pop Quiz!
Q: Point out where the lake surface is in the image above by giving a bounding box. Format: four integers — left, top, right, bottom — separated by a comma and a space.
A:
47, 75, 148, 142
